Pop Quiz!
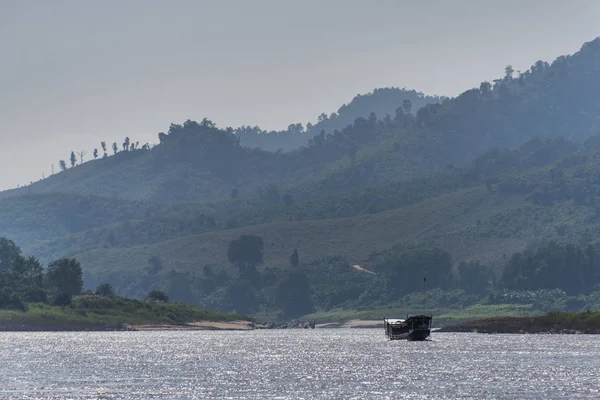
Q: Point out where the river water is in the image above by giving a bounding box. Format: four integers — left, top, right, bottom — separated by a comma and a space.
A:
0, 329, 599, 399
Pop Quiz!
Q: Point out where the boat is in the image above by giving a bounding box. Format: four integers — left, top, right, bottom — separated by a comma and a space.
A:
384, 314, 432, 341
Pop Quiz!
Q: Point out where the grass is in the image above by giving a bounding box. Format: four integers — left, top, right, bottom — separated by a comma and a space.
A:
9, 142, 599, 291
300, 303, 542, 326
435, 304, 539, 322
73, 187, 518, 278
535, 311, 600, 327
439, 311, 600, 333
0, 297, 247, 331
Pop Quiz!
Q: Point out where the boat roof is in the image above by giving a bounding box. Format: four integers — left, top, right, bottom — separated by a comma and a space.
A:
384, 319, 405, 324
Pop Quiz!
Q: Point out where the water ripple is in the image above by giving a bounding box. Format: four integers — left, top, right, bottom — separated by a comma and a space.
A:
0, 330, 599, 399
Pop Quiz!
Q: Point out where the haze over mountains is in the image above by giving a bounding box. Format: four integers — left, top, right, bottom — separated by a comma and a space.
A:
3, 37, 600, 316
4, 1, 600, 191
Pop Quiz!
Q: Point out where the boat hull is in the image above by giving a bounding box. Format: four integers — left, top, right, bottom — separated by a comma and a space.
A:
387, 329, 430, 341
408, 329, 430, 341
384, 315, 432, 341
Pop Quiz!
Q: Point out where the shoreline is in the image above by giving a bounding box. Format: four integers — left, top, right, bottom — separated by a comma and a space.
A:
0, 319, 384, 332
0, 320, 257, 332
3, 312, 600, 333
438, 314, 600, 334
128, 320, 256, 331
316, 319, 383, 329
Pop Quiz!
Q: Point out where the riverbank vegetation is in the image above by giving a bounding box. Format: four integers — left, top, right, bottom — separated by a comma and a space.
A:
439, 311, 600, 334
0, 238, 243, 330
0, 300, 243, 331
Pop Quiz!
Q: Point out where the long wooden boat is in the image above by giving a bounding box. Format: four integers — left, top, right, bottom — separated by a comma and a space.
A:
384, 315, 432, 341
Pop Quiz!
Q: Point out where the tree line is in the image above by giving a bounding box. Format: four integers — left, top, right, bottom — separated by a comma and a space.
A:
0, 236, 85, 308
0, 237, 167, 310
58, 138, 151, 171
502, 241, 600, 295
213, 234, 600, 319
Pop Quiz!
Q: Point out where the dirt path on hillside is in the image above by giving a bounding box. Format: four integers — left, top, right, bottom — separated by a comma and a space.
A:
352, 264, 376, 274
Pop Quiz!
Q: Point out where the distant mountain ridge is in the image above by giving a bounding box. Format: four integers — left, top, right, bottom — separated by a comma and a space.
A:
234, 87, 445, 151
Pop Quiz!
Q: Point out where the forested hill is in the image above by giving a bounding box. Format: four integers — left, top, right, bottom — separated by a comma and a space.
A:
5, 37, 600, 205
10, 38, 600, 207
3, 37, 600, 318
234, 88, 445, 151
416, 37, 600, 165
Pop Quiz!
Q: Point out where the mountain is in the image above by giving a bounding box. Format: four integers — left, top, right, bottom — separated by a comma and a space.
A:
234, 88, 445, 151
6, 37, 600, 204
13, 134, 588, 269
2, 37, 600, 318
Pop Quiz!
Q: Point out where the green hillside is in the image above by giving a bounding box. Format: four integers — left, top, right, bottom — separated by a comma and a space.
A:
5, 38, 600, 205
2, 37, 600, 320
5, 135, 581, 265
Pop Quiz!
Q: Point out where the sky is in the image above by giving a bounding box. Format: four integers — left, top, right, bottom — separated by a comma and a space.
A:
1, 0, 599, 189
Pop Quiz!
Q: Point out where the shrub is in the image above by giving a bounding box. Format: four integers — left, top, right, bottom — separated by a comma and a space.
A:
147, 290, 169, 303
50, 292, 72, 306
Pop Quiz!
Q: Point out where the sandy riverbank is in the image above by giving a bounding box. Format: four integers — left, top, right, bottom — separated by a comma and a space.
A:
130, 319, 384, 331
127, 320, 256, 331
315, 319, 383, 329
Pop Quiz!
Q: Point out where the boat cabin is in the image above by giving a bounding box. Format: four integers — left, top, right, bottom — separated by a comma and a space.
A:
384, 315, 432, 341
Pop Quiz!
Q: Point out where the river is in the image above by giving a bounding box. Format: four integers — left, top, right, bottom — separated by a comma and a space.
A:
1, 329, 599, 399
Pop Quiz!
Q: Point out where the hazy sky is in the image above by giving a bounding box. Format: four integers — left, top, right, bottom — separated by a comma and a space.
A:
1, 0, 599, 189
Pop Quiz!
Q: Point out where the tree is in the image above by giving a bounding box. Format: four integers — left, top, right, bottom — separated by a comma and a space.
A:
227, 235, 264, 277
480, 81, 492, 94
59, 160, 67, 171
402, 99, 412, 114
95, 283, 115, 297
77, 150, 87, 164
101, 141, 107, 153
394, 106, 404, 120
377, 248, 453, 298
123, 137, 130, 151
50, 292, 72, 306
457, 261, 491, 295
93, 149, 98, 159
147, 290, 169, 302
317, 113, 328, 122
12, 255, 44, 288
290, 249, 299, 268
282, 193, 294, 207
112, 142, 118, 155
0, 238, 21, 271
201, 117, 216, 128
275, 270, 313, 318
504, 65, 515, 81
501, 242, 598, 294
70, 151, 77, 168
225, 280, 257, 314
45, 258, 83, 297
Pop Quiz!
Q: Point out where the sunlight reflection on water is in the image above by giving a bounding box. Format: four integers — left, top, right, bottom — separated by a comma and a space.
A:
0, 330, 599, 399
